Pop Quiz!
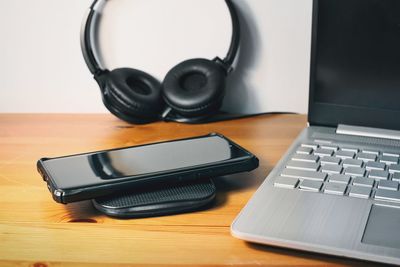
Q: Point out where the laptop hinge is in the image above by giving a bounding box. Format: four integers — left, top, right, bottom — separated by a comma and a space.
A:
336, 124, 400, 141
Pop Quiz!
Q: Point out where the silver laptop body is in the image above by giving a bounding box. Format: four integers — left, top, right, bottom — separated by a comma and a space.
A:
232, 0, 400, 265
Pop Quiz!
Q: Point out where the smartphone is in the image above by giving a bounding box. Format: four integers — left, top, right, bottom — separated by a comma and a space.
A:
37, 133, 258, 204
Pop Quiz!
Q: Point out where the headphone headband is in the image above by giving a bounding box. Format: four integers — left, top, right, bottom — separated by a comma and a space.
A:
81, 0, 241, 75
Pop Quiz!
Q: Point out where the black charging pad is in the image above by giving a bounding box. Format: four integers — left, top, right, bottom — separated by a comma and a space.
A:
92, 179, 216, 218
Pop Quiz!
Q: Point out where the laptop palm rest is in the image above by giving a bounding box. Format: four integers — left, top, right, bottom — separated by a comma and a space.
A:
362, 205, 400, 250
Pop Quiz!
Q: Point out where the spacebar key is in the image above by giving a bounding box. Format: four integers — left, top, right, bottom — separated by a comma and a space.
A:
281, 169, 327, 181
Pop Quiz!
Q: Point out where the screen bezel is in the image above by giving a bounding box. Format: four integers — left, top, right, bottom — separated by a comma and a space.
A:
308, 0, 400, 131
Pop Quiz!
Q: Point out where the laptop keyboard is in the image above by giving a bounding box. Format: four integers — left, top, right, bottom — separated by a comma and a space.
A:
274, 142, 400, 202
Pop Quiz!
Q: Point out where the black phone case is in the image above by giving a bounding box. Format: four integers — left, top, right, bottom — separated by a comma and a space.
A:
37, 133, 259, 204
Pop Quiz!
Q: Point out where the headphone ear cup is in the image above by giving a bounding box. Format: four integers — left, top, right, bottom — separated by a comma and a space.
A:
102, 68, 165, 123
162, 58, 226, 117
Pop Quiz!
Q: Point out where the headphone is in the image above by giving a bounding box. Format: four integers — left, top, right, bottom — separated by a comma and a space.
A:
81, 0, 241, 124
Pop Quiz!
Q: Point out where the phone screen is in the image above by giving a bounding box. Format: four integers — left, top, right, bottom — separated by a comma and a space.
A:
42, 135, 247, 190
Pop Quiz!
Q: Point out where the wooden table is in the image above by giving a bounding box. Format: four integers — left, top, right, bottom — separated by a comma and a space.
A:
0, 114, 375, 266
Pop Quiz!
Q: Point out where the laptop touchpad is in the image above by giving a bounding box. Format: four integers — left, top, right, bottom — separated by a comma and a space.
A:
362, 205, 400, 249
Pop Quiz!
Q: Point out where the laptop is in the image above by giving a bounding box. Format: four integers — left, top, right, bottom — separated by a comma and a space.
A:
231, 0, 400, 265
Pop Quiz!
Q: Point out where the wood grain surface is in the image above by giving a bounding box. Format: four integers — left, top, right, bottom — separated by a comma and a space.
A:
0, 114, 380, 266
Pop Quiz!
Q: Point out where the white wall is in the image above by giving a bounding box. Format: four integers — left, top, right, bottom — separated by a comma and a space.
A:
0, 0, 312, 114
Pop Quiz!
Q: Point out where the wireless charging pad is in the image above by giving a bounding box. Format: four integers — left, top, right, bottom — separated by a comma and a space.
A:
92, 179, 216, 218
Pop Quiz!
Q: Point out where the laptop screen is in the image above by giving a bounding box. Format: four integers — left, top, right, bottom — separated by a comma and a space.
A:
309, 0, 400, 130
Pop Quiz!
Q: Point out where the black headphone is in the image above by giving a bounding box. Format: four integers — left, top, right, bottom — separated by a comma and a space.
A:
81, 0, 241, 124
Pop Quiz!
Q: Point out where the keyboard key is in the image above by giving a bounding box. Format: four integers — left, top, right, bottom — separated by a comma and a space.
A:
353, 177, 374, 188
296, 147, 313, 155
344, 167, 366, 177
301, 143, 319, 149
286, 161, 319, 171
362, 150, 379, 155
281, 169, 327, 182
314, 148, 334, 157
393, 173, 400, 182
382, 152, 400, 157
321, 145, 339, 151
314, 139, 333, 144
343, 159, 363, 168
274, 176, 299, 189
329, 174, 351, 184
380, 155, 399, 165
320, 156, 341, 165
299, 180, 323, 192
324, 182, 347, 195
365, 161, 386, 171
321, 164, 342, 174
335, 150, 355, 159
388, 164, 400, 174
357, 153, 377, 162
375, 189, 400, 202
341, 147, 359, 153
349, 186, 371, 199
368, 170, 389, 180
377, 180, 399, 191
291, 154, 319, 163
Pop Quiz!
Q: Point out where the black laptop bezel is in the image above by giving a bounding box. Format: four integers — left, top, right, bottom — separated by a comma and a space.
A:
308, 0, 400, 131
